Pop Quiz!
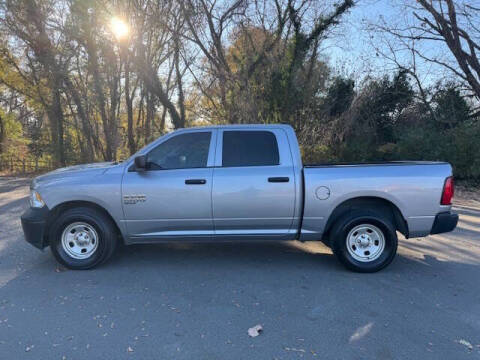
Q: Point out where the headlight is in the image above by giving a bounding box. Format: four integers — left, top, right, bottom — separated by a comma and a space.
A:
29, 190, 45, 208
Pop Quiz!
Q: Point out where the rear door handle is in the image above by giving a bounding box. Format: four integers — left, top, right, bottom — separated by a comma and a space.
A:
185, 179, 206, 185
268, 177, 289, 183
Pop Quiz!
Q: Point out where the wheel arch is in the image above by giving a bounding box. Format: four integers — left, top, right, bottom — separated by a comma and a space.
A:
48, 201, 125, 243
323, 196, 409, 242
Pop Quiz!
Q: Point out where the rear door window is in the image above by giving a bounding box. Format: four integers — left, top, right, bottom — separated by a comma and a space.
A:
222, 131, 279, 167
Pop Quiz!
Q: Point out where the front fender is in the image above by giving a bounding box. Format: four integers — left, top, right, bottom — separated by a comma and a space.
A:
37, 171, 127, 239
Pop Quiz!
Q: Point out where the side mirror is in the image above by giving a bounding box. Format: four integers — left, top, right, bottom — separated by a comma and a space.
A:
134, 155, 147, 171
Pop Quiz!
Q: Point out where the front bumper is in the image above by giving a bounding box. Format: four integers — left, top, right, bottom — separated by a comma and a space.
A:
430, 211, 458, 235
20, 207, 50, 250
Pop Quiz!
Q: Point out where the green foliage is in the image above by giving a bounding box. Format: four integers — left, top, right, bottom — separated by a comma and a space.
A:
0, 110, 23, 145
392, 120, 480, 181
0, 108, 28, 161
432, 85, 471, 129
389, 83, 480, 182
305, 77, 480, 182
301, 144, 337, 164
324, 71, 415, 161
27, 123, 49, 160
324, 77, 355, 116
358, 71, 414, 143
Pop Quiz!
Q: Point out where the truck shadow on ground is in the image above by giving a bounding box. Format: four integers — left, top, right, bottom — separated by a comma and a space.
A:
103, 238, 471, 277
4, 237, 480, 291
104, 240, 343, 275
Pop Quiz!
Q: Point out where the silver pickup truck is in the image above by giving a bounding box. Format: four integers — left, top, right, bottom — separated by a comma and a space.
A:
21, 124, 458, 272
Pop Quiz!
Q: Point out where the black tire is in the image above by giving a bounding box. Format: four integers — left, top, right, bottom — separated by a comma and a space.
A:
329, 210, 397, 273
49, 207, 118, 270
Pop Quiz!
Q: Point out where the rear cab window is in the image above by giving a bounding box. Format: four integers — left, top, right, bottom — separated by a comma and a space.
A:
222, 131, 279, 167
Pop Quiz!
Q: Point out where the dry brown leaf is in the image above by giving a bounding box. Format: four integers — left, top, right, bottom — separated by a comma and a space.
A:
248, 324, 263, 337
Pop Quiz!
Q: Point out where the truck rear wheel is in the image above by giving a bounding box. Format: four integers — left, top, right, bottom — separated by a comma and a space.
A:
49, 207, 118, 270
329, 210, 397, 272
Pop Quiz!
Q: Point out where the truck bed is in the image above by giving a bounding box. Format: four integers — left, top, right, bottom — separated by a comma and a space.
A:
300, 161, 453, 240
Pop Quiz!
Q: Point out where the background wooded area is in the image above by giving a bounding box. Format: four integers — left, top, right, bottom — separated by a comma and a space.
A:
0, 0, 479, 182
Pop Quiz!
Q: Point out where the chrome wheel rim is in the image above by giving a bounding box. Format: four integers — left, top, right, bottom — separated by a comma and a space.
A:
61, 222, 99, 260
346, 224, 385, 262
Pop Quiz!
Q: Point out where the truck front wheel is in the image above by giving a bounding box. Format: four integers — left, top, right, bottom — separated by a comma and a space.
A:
329, 210, 398, 272
49, 207, 118, 270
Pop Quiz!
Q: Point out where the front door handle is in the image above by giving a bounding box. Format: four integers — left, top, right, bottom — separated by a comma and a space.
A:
268, 177, 289, 183
185, 179, 206, 185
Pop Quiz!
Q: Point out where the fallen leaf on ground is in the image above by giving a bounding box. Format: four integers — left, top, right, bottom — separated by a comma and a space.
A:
458, 339, 473, 351
285, 347, 306, 353
248, 324, 263, 337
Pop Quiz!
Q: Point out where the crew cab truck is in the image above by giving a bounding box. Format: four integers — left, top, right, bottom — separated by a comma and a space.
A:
21, 124, 458, 272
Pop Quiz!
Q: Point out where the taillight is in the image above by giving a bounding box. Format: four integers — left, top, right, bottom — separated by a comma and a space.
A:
441, 176, 454, 205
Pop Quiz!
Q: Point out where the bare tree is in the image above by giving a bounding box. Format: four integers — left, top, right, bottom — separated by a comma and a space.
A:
131, 0, 184, 131
415, 0, 480, 99
181, 0, 353, 124
2, 0, 69, 165
371, 0, 480, 101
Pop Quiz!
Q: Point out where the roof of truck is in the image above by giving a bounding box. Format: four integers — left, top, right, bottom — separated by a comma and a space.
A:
174, 124, 294, 131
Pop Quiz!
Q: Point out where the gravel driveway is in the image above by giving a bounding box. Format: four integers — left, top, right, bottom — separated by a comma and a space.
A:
0, 177, 479, 359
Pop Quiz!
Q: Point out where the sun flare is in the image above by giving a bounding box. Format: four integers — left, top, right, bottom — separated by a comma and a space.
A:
110, 17, 129, 39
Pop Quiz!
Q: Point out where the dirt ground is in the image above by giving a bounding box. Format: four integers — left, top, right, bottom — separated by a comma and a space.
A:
456, 185, 480, 206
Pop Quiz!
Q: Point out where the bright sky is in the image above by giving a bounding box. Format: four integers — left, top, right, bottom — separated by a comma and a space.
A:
322, 0, 459, 87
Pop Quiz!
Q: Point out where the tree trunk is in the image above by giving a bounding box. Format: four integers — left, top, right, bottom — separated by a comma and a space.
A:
63, 76, 96, 161
85, 30, 115, 161
46, 83, 66, 167
124, 51, 136, 155
0, 113, 4, 154
134, 44, 182, 129
174, 34, 186, 128
145, 92, 155, 142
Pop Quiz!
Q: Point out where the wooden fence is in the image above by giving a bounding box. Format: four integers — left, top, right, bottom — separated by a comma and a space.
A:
0, 157, 54, 175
